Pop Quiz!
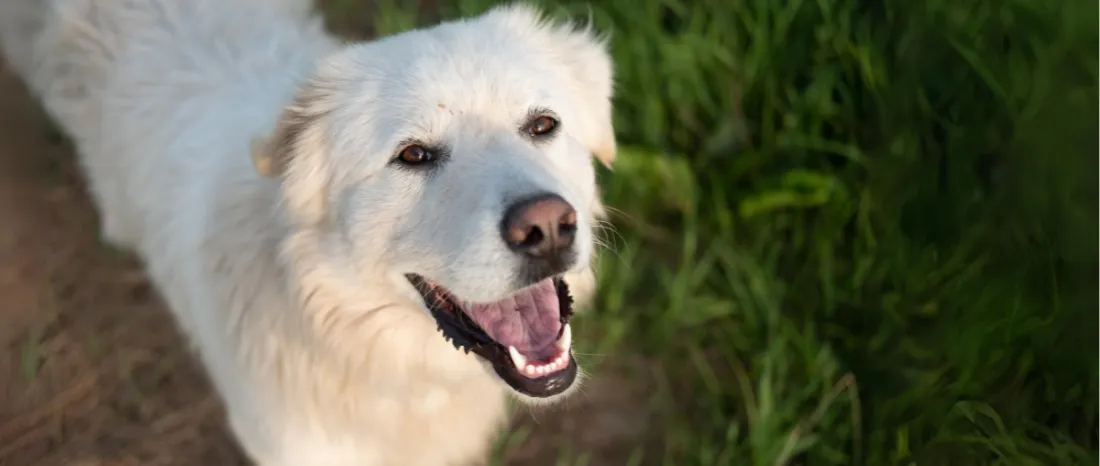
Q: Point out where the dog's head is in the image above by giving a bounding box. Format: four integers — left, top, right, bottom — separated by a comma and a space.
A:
254, 5, 615, 401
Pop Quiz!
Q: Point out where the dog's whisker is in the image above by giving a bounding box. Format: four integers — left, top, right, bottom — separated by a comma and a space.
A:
592, 239, 629, 266
593, 221, 627, 250
602, 205, 640, 225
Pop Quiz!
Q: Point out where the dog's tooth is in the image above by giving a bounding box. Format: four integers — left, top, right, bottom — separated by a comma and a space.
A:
508, 346, 527, 371
555, 324, 572, 352
525, 365, 536, 377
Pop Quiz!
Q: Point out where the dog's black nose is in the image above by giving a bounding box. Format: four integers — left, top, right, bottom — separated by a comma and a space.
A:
501, 193, 577, 261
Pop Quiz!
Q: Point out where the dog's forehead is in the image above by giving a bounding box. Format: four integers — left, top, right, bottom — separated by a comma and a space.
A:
320, 16, 582, 162
364, 45, 568, 142
407, 47, 559, 110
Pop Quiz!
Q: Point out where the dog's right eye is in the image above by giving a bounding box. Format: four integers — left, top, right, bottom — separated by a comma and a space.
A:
398, 145, 434, 165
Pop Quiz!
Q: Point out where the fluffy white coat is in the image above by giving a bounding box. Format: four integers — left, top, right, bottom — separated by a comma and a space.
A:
0, 0, 616, 464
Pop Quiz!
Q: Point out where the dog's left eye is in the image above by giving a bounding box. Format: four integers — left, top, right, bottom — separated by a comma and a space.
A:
398, 145, 434, 165
524, 116, 558, 137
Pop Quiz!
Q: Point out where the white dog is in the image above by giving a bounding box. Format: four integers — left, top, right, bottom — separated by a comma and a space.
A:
0, 0, 616, 464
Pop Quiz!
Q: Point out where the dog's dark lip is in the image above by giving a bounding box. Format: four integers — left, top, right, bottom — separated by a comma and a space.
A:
404, 273, 577, 398
405, 273, 499, 356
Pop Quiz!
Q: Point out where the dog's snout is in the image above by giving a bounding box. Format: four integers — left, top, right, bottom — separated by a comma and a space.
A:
501, 193, 577, 260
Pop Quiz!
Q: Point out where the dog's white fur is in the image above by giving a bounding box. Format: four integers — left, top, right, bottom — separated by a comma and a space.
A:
0, 1, 616, 464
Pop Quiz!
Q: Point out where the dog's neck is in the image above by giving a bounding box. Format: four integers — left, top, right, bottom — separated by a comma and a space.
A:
210, 181, 503, 413
198, 179, 508, 452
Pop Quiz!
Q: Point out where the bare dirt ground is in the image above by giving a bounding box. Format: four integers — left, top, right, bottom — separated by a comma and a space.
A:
0, 61, 648, 465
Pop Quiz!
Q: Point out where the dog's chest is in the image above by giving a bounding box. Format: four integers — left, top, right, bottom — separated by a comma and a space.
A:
353, 382, 510, 465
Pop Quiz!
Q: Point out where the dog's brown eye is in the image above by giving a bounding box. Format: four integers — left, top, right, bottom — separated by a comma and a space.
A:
398, 145, 433, 165
526, 116, 558, 137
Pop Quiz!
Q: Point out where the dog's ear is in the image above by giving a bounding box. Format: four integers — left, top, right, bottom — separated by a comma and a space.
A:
254, 79, 335, 222
558, 27, 617, 169
252, 87, 317, 178
556, 23, 617, 169
256, 72, 347, 177
486, 5, 617, 168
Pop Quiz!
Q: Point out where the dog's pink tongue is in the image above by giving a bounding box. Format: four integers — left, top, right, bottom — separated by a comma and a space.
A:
466, 279, 562, 359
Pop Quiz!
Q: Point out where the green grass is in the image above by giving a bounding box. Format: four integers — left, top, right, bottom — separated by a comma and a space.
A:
326, 0, 1098, 464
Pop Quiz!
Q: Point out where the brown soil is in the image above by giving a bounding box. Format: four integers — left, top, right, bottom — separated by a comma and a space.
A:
0, 60, 648, 465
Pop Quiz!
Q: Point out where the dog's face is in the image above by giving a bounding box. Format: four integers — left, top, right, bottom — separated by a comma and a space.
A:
258, 5, 615, 401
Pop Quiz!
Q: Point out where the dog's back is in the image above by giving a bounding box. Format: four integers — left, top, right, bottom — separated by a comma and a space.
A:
0, 0, 335, 248
0, 0, 111, 143
0, 0, 318, 128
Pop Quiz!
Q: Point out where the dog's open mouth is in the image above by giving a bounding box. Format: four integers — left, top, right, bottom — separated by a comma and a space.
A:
406, 274, 577, 398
